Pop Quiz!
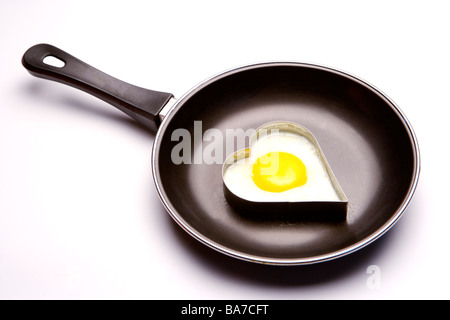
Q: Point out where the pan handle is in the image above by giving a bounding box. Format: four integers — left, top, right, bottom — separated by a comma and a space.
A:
22, 44, 173, 132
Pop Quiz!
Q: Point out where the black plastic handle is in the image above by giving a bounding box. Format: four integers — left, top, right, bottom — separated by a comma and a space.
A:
22, 44, 173, 132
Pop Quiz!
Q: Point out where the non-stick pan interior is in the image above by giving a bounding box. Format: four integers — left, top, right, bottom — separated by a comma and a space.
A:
153, 63, 418, 264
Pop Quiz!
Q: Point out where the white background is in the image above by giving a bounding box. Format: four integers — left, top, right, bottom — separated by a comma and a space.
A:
0, 0, 447, 299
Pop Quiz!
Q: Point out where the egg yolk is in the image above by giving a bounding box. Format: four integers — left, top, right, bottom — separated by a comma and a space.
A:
252, 152, 307, 192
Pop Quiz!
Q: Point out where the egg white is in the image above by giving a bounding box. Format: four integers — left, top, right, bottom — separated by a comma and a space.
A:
223, 131, 340, 202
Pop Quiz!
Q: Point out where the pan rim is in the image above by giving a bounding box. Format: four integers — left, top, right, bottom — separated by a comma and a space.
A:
151, 61, 421, 265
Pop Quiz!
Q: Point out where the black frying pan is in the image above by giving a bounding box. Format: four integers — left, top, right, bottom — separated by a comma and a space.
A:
22, 44, 420, 265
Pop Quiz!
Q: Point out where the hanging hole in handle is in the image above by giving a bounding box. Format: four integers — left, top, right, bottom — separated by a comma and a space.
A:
43, 55, 65, 68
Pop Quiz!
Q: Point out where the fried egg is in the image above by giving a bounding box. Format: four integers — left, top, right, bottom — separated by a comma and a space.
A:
222, 124, 343, 202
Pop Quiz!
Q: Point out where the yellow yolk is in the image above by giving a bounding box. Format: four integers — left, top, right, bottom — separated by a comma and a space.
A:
252, 152, 307, 193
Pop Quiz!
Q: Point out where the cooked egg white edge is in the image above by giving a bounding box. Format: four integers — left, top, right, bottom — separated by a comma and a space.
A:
223, 132, 341, 202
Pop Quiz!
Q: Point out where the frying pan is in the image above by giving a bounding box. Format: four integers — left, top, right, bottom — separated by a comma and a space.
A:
22, 44, 420, 265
